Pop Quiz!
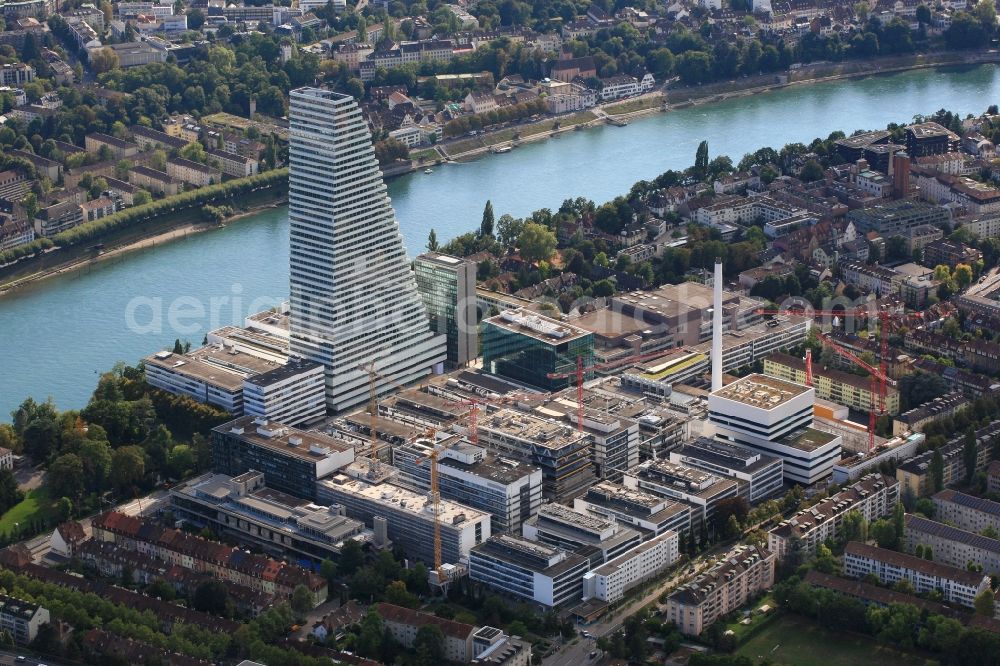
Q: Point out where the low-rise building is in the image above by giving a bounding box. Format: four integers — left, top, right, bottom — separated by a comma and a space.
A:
768, 473, 899, 560
989, 460, 1000, 496
166, 157, 221, 188
843, 540, 990, 608
208, 148, 259, 178
664, 545, 776, 636
892, 391, 969, 436
905, 513, 1000, 574
98, 41, 168, 67
84, 132, 139, 159
469, 534, 590, 607
377, 603, 476, 663
80, 196, 115, 222
895, 420, 1000, 498
129, 165, 179, 196
0, 595, 49, 645
582, 530, 679, 603
933, 489, 1000, 535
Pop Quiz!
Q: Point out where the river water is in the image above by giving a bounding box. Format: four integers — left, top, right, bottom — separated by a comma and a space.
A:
3, 64, 1000, 417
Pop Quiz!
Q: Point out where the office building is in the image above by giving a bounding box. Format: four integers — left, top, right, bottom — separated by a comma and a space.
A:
315, 474, 491, 565
414, 252, 478, 366
477, 409, 596, 502
377, 603, 476, 663
905, 514, 1000, 575
669, 438, 784, 504
768, 473, 899, 560
392, 437, 543, 534
843, 541, 990, 609
169, 471, 368, 562
469, 534, 590, 607
533, 395, 639, 481
242, 357, 327, 427
847, 199, 951, 237
0, 595, 49, 645
708, 374, 842, 485
574, 481, 691, 539
481, 309, 594, 391
933, 490, 1000, 535
582, 531, 679, 603
623, 460, 739, 525
664, 545, 776, 636
523, 502, 642, 564
211, 415, 356, 500
287, 88, 445, 413
906, 122, 959, 157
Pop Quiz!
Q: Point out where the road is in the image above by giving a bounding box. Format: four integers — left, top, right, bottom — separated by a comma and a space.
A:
0, 648, 65, 665
962, 266, 1000, 298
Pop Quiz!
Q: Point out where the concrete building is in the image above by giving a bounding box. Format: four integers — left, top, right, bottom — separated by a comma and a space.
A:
481, 309, 594, 391
847, 199, 951, 238
763, 352, 901, 416
0, 595, 49, 645
582, 530, 679, 603
84, 132, 138, 159
471, 628, 531, 666
97, 41, 168, 67
669, 438, 784, 504
144, 348, 275, 413
129, 124, 189, 152
843, 541, 990, 609
476, 409, 596, 502
166, 157, 221, 188
989, 460, 1000, 495
287, 88, 445, 413
895, 420, 1000, 499
315, 473, 491, 565
623, 459, 739, 525
207, 148, 259, 178
533, 395, 639, 481
664, 545, 776, 636
892, 392, 969, 436
169, 471, 368, 562
129, 166, 179, 196
469, 534, 590, 607
708, 374, 842, 485
932, 490, 1000, 535
768, 473, 899, 560
523, 502, 642, 565
414, 252, 477, 366
574, 482, 692, 539
242, 357, 327, 427
377, 603, 476, 663
392, 437, 543, 535
905, 514, 1000, 575
211, 415, 356, 500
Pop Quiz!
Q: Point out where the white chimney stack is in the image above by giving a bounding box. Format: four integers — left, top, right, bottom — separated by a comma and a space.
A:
712, 257, 723, 393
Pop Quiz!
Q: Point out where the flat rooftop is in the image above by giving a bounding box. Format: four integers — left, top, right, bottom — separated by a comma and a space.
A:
712, 373, 810, 410
484, 309, 591, 345
146, 346, 282, 390
319, 476, 489, 525
480, 409, 588, 450
216, 415, 355, 462
779, 426, 838, 452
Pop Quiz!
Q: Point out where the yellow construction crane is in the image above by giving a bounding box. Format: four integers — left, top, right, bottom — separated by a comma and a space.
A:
416, 427, 452, 588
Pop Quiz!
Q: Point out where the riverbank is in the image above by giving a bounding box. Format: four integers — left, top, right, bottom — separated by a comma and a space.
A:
0, 192, 287, 296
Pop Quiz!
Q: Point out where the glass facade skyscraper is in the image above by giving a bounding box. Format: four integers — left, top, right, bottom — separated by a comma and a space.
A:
287, 88, 446, 412
414, 252, 477, 365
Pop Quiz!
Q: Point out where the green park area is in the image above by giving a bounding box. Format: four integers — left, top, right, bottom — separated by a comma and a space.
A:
736, 615, 931, 666
0, 487, 54, 538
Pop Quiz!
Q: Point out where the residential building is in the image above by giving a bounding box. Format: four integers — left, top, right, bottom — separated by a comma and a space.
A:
315, 473, 491, 565
763, 352, 901, 416
922, 238, 983, 269
582, 531, 679, 603
843, 541, 990, 608
523, 502, 642, 565
287, 88, 445, 413
669, 438, 784, 504
767, 473, 899, 560
84, 132, 139, 159
905, 514, 1000, 574
208, 148, 259, 178
377, 603, 476, 663
471, 628, 531, 666
166, 157, 221, 187
895, 420, 1000, 498
476, 408, 596, 502
414, 252, 477, 366
481, 309, 594, 391
847, 199, 951, 237
392, 437, 542, 534
906, 122, 959, 156
80, 197, 115, 222
599, 75, 641, 100
48, 521, 86, 558
892, 392, 969, 436
0, 216, 33, 252
708, 374, 842, 485
129, 166, 179, 196
0, 596, 49, 645
33, 200, 83, 237
990, 460, 1000, 495
211, 415, 356, 500
574, 482, 692, 539
664, 545, 776, 636
468, 534, 590, 607
623, 459, 739, 525
0, 63, 34, 86
933, 489, 1000, 535
169, 471, 368, 562
129, 124, 189, 152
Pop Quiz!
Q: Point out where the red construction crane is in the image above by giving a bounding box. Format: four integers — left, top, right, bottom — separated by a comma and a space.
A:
438, 391, 553, 446
813, 330, 893, 452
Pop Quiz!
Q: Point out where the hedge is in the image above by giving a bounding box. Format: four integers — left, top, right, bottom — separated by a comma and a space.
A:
0, 237, 54, 267
50, 167, 289, 248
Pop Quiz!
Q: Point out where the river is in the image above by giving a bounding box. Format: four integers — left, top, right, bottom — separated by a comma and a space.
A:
2, 64, 1000, 417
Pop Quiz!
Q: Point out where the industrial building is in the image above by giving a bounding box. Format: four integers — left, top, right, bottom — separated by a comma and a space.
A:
669, 438, 784, 504
468, 534, 590, 607
623, 459, 739, 525
708, 374, 842, 485
211, 415, 356, 501
392, 437, 543, 535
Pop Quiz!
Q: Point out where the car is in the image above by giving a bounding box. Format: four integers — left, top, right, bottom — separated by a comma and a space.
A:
16, 657, 26, 662
589, 651, 599, 659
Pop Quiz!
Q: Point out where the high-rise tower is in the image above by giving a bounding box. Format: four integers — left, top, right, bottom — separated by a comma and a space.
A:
288, 88, 446, 412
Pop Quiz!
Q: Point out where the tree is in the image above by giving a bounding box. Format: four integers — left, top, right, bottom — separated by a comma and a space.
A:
975, 588, 995, 616
48, 453, 84, 499
841, 510, 868, 544
955, 263, 974, 289
0, 471, 22, 515
724, 515, 741, 540
338, 539, 364, 576
496, 214, 524, 247
173, 339, 184, 354
799, 160, 825, 182
517, 222, 556, 264
385, 579, 418, 608
693, 140, 709, 180
89, 47, 120, 74
427, 228, 439, 251
481, 200, 495, 238
916, 3, 931, 24
413, 625, 445, 666
110, 445, 145, 492
872, 519, 898, 550
964, 429, 978, 484
133, 189, 152, 206
187, 8, 205, 29
291, 584, 314, 616
931, 447, 945, 492
180, 142, 207, 164
193, 580, 230, 616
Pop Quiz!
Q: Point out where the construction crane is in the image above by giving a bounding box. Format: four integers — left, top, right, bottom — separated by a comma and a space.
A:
813, 330, 894, 452
414, 428, 459, 589
438, 391, 553, 446
545, 349, 694, 433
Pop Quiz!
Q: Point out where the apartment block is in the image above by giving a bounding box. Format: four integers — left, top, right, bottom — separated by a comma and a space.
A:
208, 148, 259, 178
843, 541, 990, 608
166, 157, 221, 187
933, 490, 1000, 535
895, 420, 1000, 498
84, 132, 139, 159
377, 603, 476, 663
764, 352, 901, 416
469, 534, 590, 607
582, 531, 679, 603
905, 514, 1000, 574
0, 596, 48, 645
665, 545, 776, 636
768, 473, 899, 560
